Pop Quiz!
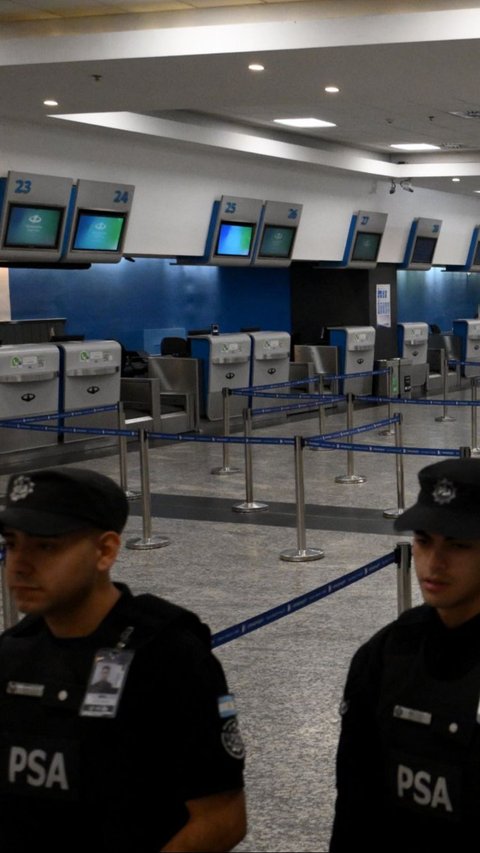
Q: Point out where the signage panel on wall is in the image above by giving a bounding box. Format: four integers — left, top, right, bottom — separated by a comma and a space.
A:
0, 171, 73, 263
251, 200, 303, 267
342, 210, 388, 269
62, 179, 135, 264
206, 195, 263, 266
401, 217, 442, 270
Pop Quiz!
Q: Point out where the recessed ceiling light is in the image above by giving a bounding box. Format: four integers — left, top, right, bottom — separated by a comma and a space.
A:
475, 190, 480, 194
452, 177, 461, 182
248, 63, 264, 72
43, 99, 58, 107
325, 86, 340, 93
274, 117, 336, 128
390, 143, 441, 151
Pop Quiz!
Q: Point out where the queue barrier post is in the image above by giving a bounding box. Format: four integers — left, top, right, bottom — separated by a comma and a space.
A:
211, 388, 241, 475
395, 542, 412, 615
470, 378, 480, 456
126, 428, 171, 550
317, 375, 326, 436
335, 393, 367, 484
0, 543, 18, 629
435, 350, 455, 423
460, 445, 472, 458
232, 408, 269, 513
383, 413, 405, 519
378, 365, 395, 437
280, 436, 325, 562
117, 402, 142, 501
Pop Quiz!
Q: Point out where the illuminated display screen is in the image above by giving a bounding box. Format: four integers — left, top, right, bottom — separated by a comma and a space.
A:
258, 225, 296, 259
351, 231, 382, 262
4, 204, 63, 249
411, 235, 437, 265
72, 209, 126, 252
215, 222, 255, 257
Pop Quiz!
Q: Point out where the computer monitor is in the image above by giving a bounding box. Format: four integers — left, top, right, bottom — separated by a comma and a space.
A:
214, 221, 255, 258
411, 235, 437, 265
3, 203, 64, 250
257, 224, 296, 259
350, 231, 382, 263
71, 209, 127, 253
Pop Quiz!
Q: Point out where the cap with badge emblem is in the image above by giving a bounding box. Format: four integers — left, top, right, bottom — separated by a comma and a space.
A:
0, 467, 128, 536
394, 458, 480, 538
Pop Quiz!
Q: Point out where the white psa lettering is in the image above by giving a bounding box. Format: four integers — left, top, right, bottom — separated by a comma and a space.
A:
8, 746, 69, 790
397, 764, 453, 812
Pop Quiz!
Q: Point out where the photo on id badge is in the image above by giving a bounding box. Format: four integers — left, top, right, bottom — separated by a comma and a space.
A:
81, 650, 133, 718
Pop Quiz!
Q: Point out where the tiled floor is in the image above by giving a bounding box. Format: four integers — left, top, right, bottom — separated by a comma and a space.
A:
0, 386, 475, 852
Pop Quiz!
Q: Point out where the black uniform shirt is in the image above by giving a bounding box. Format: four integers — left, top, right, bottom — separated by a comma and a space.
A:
330, 604, 480, 852
0, 584, 245, 853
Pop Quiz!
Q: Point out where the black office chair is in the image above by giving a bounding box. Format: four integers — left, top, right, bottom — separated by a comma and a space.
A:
160, 336, 190, 357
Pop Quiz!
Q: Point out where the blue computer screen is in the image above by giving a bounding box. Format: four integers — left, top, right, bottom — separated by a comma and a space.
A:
72, 210, 126, 252
215, 222, 255, 257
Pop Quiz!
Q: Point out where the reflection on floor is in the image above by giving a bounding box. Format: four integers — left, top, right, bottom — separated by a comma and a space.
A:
1, 391, 474, 852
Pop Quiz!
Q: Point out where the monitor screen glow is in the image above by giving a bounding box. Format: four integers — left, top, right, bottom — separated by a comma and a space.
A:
215, 221, 255, 257
411, 235, 437, 265
258, 224, 296, 259
350, 231, 382, 263
4, 203, 64, 250
72, 209, 127, 252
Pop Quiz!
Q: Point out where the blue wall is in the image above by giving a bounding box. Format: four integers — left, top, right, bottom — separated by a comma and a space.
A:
397, 268, 480, 331
9, 258, 291, 351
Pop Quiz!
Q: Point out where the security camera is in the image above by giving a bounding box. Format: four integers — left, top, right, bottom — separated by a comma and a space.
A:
389, 180, 396, 194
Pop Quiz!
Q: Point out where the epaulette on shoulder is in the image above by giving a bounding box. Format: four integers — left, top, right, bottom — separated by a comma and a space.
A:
132, 593, 212, 647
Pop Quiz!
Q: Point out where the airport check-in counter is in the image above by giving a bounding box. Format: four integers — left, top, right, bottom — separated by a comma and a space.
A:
397, 322, 429, 394
0, 343, 60, 453
452, 319, 480, 378
120, 356, 199, 434
427, 333, 462, 393
189, 333, 251, 421
328, 326, 376, 395
293, 344, 339, 393
249, 331, 291, 411
58, 340, 121, 443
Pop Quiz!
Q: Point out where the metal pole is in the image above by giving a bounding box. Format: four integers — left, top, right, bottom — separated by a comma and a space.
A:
384, 414, 405, 518
378, 364, 394, 436
470, 378, 480, 455
126, 428, 171, 550
232, 408, 268, 512
211, 388, 241, 475
280, 436, 324, 562
1, 544, 18, 629
396, 542, 412, 616
460, 445, 472, 458
117, 402, 142, 501
435, 349, 455, 422
335, 393, 366, 484
318, 375, 326, 436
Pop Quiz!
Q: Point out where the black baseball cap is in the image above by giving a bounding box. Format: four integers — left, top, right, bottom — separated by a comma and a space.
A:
394, 458, 480, 539
0, 467, 129, 536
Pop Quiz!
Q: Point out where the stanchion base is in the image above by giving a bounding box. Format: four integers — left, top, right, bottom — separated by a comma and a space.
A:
335, 474, 367, 484
126, 534, 171, 550
280, 547, 325, 562
211, 466, 241, 475
383, 507, 403, 518
378, 428, 394, 436
434, 416, 456, 422
125, 490, 142, 501
232, 501, 269, 513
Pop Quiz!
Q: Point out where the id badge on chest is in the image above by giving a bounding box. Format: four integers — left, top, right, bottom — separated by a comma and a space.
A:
80, 649, 134, 718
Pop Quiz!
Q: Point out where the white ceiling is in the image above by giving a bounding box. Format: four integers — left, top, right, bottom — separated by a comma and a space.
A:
3, 0, 480, 197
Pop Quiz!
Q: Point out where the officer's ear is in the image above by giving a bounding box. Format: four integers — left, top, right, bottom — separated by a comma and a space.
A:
94, 530, 122, 573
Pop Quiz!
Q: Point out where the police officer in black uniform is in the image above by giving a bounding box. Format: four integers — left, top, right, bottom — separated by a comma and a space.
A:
0, 467, 246, 853
330, 458, 480, 851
